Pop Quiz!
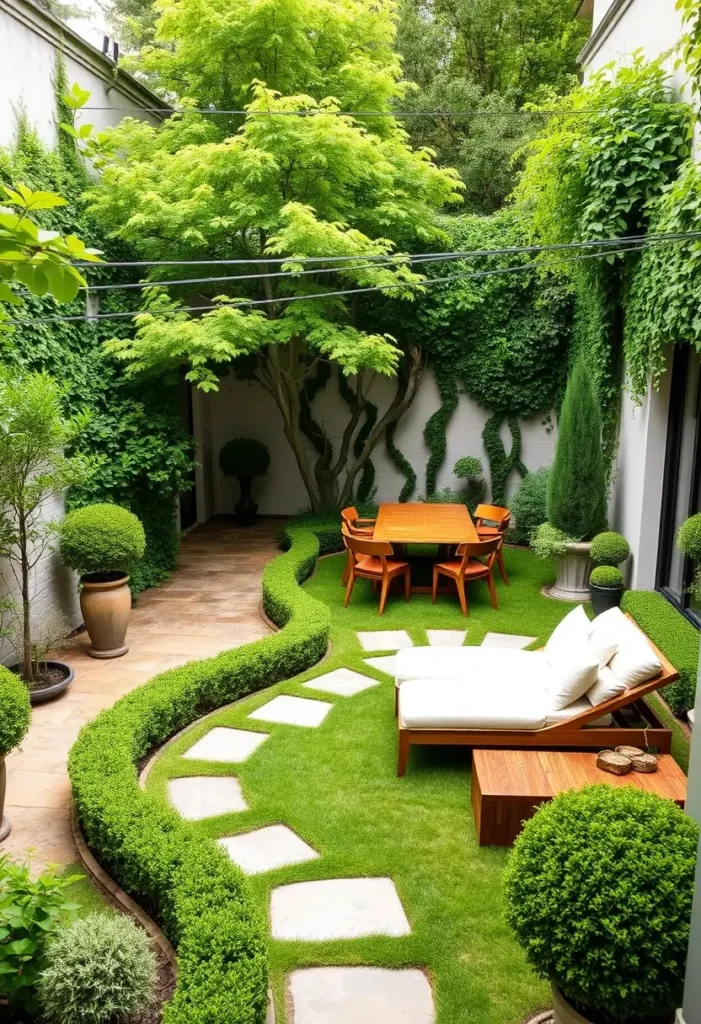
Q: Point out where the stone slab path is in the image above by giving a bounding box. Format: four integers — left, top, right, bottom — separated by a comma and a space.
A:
249, 694, 333, 727
183, 726, 269, 763
168, 776, 248, 820
289, 967, 435, 1024
2, 517, 282, 873
220, 825, 319, 876
270, 878, 411, 941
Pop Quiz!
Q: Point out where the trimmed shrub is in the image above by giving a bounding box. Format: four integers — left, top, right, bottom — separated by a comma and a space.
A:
677, 512, 701, 599
39, 913, 156, 1024
589, 565, 623, 587
68, 525, 330, 1024
0, 665, 31, 755
547, 360, 607, 539
510, 467, 549, 545
531, 522, 571, 560
59, 504, 146, 577
506, 785, 698, 1022
622, 590, 698, 715
590, 531, 630, 566
219, 438, 270, 478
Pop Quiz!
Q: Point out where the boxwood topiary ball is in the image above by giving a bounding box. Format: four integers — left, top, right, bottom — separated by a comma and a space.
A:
677, 512, 701, 560
219, 438, 271, 478
59, 504, 146, 577
0, 665, 31, 756
589, 565, 624, 588
590, 531, 631, 566
505, 785, 698, 1022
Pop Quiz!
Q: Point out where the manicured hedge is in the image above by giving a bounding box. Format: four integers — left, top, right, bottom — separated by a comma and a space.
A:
0, 665, 31, 756
69, 525, 330, 1024
622, 590, 699, 716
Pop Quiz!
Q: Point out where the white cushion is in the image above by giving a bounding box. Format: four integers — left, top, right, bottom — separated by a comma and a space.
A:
394, 646, 548, 686
544, 605, 591, 666
589, 607, 662, 688
399, 677, 548, 730
586, 666, 628, 707
545, 645, 600, 711
545, 698, 613, 727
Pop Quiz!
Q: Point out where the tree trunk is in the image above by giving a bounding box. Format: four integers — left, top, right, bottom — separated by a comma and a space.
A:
19, 514, 33, 683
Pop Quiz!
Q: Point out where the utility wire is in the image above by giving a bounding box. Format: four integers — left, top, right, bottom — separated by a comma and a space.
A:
0, 239, 675, 327
82, 105, 604, 118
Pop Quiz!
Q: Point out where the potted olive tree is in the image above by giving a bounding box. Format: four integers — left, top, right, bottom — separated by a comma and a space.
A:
0, 370, 91, 701
588, 531, 630, 614
533, 360, 607, 600
59, 504, 145, 659
506, 785, 698, 1024
0, 666, 31, 842
219, 438, 271, 526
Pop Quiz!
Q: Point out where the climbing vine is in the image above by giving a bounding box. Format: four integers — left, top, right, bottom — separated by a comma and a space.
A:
423, 368, 460, 495
385, 421, 417, 502
482, 414, 527, 507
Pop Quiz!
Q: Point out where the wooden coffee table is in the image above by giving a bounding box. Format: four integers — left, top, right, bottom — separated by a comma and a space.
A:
471, 749, 687, 846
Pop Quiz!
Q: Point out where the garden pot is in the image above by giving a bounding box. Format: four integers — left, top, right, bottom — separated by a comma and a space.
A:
235, 475, 258, 527
80, 573, 132, 658
8, 661, 75, 705
589, 581, 624, 616
0, 757, 9, 843
551, 984, 593, 1024
550, 542, 592, 601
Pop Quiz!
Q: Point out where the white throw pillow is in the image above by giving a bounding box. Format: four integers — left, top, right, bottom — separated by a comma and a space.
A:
586, 666, 628, 707
589, 607, 662, 689
587, 606, 628, 650
546, 645, 600, 711
588, 638, 618, 669
544, 605, 592, 666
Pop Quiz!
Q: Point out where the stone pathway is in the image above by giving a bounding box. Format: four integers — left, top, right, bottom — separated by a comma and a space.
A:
289, 967, 434, 1024
2, 517, 282, 873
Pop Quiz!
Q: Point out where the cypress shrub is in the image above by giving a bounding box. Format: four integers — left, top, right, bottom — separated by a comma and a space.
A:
547, 360, 607, 539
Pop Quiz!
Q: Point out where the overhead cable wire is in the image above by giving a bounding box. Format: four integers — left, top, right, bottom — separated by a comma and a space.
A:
0, 238, 678, 328
82, 105, 605, 118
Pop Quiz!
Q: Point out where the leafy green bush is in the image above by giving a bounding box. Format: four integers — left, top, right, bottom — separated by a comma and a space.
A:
219, 438, 271, 479
590, 531, 630, 566
0, 856, 80, 1015
39, 913, 156, 1024
0, 665, 31, 755
547, 359, 607, 540
622, 590, 698, 715
69, 525, 330, 1024
589, 565, 623, 587
59, 504, 146, 577
506, 786, 698, 1022
531, 522, 571, 560
510, 467, 549, 545
677, 512, 701, 599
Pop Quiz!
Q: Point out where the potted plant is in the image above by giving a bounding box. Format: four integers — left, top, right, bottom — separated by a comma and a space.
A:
453, 456, 487, 513
0, 370, 91, 701
59, 504, 145, 659
588, 531, 630, 614
506, 785, 697, 1024
534, 360, 607, 600
219, 438, 271, 526
0, 666, 30, 842
677, 512, 701, 600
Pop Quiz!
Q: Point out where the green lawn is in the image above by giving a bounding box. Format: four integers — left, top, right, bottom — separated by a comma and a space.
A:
57, 862, 117, 919
145, 545, 689, 1024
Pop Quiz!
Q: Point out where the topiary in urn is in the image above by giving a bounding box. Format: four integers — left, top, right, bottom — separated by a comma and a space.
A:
219, 438, 271, 526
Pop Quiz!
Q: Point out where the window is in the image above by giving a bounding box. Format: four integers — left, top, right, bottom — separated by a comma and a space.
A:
656, 346, 701, 625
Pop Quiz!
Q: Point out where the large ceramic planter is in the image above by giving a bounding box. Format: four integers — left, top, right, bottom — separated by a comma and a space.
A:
550, 542, 592, 601
80, 573, 132, 659
8, 661, 74, 705
551, 984, 593, 1024
589, 581, 624, 616
0, 757, 9, 843
235, 476, 258, 527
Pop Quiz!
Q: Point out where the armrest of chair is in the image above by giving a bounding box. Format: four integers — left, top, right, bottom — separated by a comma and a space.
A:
355, 517, 376, 525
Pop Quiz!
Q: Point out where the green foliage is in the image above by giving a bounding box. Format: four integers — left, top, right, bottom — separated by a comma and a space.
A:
531, 522, 571, 560
219, 438, 271, 479
384, 421, 416, 502
589, 565, 623, 587
482, 413, 526, 507
547, 360, 607, 540
678, 512, 701, 559
454, 456, 483, 479
509, 467, 549, 545
0, 856, 80, 1015
59, 503, 146, 577
622, 590, 699, 716
68, 525, 331, 1024
0, 665, 31, 756
590, 531, 631, 567
39, 913, 156, 1024
505, 785, 698, 1021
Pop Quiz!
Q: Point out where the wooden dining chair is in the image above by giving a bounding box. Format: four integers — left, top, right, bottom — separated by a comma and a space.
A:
432, 536, 501, 616
474, 504, 511, 585
341, 506, 376, 537
343, 527, 411, 616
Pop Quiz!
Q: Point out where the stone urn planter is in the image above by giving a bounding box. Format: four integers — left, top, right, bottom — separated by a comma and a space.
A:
80, 573, 132, 659
550, 542, 592, 601
551, 984, 593, 1024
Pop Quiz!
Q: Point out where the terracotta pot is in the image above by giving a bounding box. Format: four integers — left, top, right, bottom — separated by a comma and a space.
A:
0, 757, 9, 843
80, 573, 132, 659
550, 542, 592, 601
551, 984, 593, 1024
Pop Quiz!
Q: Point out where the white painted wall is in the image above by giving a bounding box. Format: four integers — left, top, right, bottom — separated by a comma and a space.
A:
206, 370, 557, 516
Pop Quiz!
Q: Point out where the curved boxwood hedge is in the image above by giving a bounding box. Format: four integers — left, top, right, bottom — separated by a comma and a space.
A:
622, 590, 698, 716
69, 526, 329, 1024
0, 665, 31, 756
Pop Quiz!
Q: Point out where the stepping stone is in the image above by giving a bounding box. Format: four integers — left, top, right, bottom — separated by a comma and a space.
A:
356, 630, 413, 652
168, 776, 247, 820
249, 695, 332, 727
289, 967, 434, 1024
219, 825, 319, 875
426, 629, 467, 647
270, 878, 411, 941
183, 726, 268, 763
481, 632, 537, 650
302, 668, 379, 697
363, 655, 396, 676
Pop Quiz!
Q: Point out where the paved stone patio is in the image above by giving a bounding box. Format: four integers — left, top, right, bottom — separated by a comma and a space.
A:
2, 517, 281, 873
219, 824, 319, 875
183, 725, 269, 763
289, 967, 435, 1024
168, 776, 248, 820
270, 878, 411, 941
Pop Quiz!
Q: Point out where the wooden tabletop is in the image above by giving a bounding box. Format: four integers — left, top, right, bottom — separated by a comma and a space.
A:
374, 503, 479, 545
473, 749, 686, 806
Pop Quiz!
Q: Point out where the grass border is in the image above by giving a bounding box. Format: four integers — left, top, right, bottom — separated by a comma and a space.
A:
68, 525, 329, 1024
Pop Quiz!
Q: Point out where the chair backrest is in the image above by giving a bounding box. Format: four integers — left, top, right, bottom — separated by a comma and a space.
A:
475, 504, 511, 532
455, 536, 501, 572
342, 525, 393, 559
341, 506, 359, 527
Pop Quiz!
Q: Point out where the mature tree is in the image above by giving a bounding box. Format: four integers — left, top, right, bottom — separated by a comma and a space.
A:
84, 0, 463, 511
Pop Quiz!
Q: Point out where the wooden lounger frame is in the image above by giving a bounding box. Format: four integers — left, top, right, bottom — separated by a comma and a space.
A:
397, 616, 677, 777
